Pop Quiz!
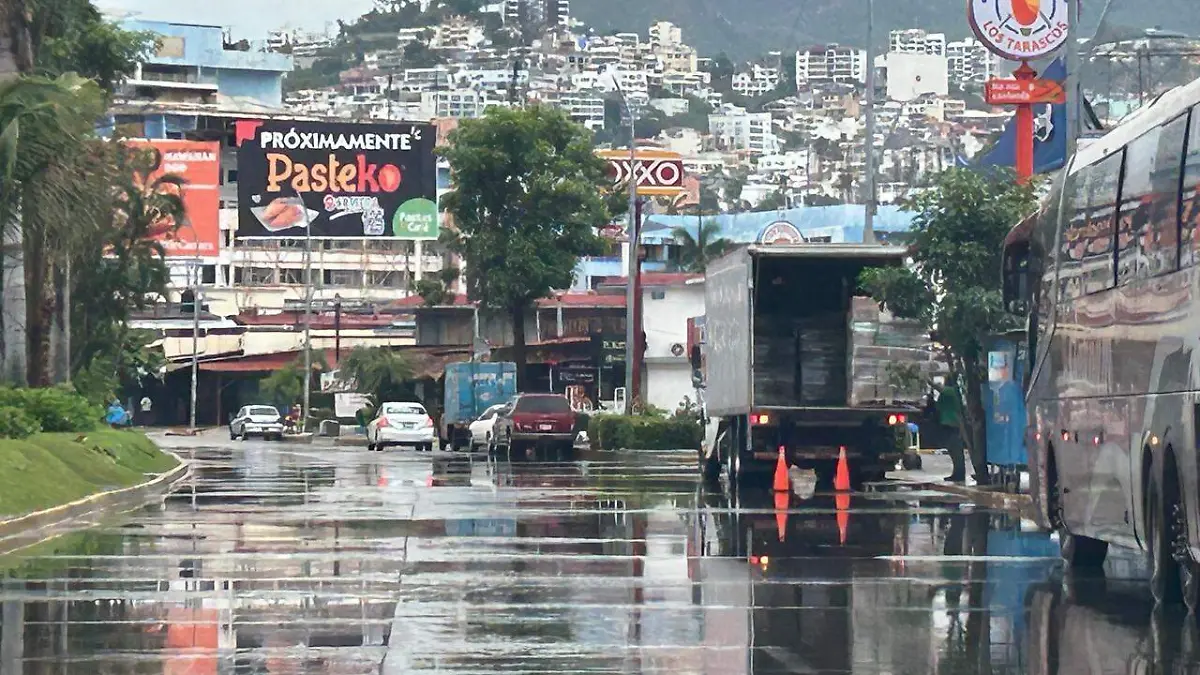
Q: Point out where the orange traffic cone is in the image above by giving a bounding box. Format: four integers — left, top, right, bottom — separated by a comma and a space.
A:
835, 492, 850, 544
834, 445, 851, 492
774, 490, 790, 542
773, 446, 790, 492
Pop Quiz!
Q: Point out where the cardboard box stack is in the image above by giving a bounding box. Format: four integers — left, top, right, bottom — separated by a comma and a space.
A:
848, 296, 933, 406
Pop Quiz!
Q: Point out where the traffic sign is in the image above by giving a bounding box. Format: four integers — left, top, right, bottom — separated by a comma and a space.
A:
596, 149, 686, 196
985, 77, 1066, 105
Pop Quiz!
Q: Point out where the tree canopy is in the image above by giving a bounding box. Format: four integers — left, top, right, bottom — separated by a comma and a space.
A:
338, 346, 416, 405
859, 168, 1038, 479
438, 105, 619, 380
671, 220, 733, 273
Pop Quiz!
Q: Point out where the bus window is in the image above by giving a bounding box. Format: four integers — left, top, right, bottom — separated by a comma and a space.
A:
1146, 114, 1187, 276
1059, 169, 1090, 302
1181, 110, 1200, 267
1117, 128, 1159, 284
1082, 153, 1122, 296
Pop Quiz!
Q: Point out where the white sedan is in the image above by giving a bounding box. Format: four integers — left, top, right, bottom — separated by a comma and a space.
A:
367, 402, 436, 452
468, 404, 506, 450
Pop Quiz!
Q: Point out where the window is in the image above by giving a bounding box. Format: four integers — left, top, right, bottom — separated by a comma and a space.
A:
1147, 115, 1187, 275
382, 403, 426, 415
367, 270, 404, 288
280, 268, 305, 285
1061, 152, 1122, 299
1117, 128, 1158, 284
650, 290, 666, 300
1181, 110, 1200, 267
514, 395, 570, 413
323, 269, 363, 287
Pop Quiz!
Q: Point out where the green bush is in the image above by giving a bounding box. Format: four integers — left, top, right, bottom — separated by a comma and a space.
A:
0, 406, 41, 439
0, 387, 100, 433
588, 415, 702, 451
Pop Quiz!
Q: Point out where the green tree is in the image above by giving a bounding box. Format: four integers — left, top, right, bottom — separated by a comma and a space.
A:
338, 346, 415, 405
439, 105, 617, 383
858, 168, 1038, 482
70, 142, 184, 389
671, 220, 733, 273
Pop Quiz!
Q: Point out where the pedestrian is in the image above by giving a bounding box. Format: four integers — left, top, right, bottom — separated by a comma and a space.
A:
937, 381, 966, 483
139, 395, 154, 427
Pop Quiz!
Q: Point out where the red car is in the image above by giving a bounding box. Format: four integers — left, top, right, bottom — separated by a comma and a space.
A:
492, 394, 576, 459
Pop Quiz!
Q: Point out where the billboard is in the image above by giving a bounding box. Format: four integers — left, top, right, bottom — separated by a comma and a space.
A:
233, 120, 438, 239
126, 139, 220, 258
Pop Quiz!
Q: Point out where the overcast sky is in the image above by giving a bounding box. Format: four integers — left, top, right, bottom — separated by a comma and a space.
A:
97, 0, 376, 39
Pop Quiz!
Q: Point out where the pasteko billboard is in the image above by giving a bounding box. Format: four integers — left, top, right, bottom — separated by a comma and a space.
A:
234, 119, 438, 239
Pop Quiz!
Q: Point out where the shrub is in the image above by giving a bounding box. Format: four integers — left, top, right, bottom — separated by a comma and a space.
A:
588, 415, 702, 451
0, 406, 41, 438
0, 387, 100, 433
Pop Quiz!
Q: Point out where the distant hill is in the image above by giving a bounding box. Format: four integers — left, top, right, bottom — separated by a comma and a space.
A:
570, 0, 1196, 60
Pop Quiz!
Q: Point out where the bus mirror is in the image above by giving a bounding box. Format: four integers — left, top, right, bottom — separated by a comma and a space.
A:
1002, 244, 1030, 316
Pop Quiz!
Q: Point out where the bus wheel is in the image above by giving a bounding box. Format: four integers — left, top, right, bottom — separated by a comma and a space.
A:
1169, 464, 1200, 614
1150, 466, 1183, 606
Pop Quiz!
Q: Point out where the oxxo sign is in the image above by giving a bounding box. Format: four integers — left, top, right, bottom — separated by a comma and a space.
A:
596, 149, 686, 196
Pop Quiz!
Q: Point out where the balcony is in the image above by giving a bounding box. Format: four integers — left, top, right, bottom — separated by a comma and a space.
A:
126, 68, 219, 92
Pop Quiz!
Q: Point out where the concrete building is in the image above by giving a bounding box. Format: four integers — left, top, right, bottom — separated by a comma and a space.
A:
551, 92, 606, 130
946, 37, 999, 85
883, 53, 949, 101
889, 29, 946, 57
732, 64, 780, 97
795, 46, 867, 87
709, 106, 779, 155
108, 20, 458, 319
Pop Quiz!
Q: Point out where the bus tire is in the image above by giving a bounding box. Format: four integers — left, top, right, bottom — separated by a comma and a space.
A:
1149, 461, 1183, 606
1162, 453, 1200, 613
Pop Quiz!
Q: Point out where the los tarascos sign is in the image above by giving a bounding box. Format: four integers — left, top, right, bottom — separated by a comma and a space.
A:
968, 0, 1069, 62
234, 120, 438, 239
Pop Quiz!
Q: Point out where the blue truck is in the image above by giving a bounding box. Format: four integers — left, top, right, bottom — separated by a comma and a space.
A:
442, 361, 518, 451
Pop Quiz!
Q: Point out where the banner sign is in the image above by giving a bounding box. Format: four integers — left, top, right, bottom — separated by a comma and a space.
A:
591, 333, 626, 367
234, 120, 438, 239
126, 139, 220, 258
985, 77, 1066, 105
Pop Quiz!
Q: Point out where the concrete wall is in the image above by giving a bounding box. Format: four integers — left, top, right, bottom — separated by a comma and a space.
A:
643, 281, 704, 411
217, 69, 285, 107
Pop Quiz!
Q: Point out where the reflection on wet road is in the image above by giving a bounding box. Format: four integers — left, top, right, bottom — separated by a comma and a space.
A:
0, 435, 1196, 673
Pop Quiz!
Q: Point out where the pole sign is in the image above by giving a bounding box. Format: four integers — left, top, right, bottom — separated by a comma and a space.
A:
596, 149, 686, 196
985, 77, 1066, 105
233, 120, 438, 239
968, 0, 1070, 62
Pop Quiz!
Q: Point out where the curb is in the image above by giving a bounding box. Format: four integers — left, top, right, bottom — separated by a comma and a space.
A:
334, 436, 369, 447
896, 477, 1035, 518
0, 449, 191, 550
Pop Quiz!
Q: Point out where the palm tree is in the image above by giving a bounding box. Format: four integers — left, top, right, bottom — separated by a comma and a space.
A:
672, 220, 733, 273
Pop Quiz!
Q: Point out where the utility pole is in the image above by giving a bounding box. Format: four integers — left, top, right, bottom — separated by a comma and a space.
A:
302, 206, 314, 433
188, 259, 200, 432
1065, 0, 1080, 159
862, 0, 877, 244
616, 81, 639, 414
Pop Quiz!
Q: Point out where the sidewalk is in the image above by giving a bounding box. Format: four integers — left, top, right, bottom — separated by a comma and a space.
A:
891, 453, 1035, 518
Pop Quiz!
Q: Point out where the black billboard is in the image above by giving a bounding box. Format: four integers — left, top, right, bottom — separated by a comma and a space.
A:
234, 120, 437, 239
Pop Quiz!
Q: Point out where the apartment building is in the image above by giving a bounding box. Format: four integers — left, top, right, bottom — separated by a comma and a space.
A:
550, 91, 606, 130
795, 45, 867, 87
946, 37, 999, 85
889, 29, 947, 57
709, 106, 780, 155
732, 64, 780, 97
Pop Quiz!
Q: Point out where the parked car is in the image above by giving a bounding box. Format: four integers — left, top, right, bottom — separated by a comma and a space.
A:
492, 394, 575, 458
229, 405, 285, 441
367, 402, 436, 452
467, 404, 506, 451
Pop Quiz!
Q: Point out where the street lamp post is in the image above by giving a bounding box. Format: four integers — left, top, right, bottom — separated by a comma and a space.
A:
301, 206, 314, 433
615, 80, 640, 414
334, 294, 343, 363
862, 0, 878, 244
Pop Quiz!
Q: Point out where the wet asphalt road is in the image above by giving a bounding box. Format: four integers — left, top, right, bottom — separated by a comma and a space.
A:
0, 434, 1197, 674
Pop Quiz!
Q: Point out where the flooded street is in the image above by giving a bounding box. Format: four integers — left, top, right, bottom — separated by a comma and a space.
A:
0, 433, 1195, 673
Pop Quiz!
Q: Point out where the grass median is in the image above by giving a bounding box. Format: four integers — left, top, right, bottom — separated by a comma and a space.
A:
0, 429, 178, 519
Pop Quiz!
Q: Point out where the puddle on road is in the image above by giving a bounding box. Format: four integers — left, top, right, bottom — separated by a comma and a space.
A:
0, 441, 1190, 673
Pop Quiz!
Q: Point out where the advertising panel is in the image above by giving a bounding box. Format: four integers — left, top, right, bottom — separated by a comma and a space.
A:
234, 120, 438, 239
126, 139, 220, 258
968, 0, 1069, 62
